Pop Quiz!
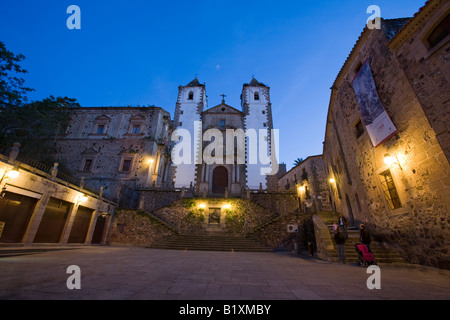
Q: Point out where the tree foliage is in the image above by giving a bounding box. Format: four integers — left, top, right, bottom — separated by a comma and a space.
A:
0, 41, 34, 107
0, 41, 80, 159
0, 96, 80, 159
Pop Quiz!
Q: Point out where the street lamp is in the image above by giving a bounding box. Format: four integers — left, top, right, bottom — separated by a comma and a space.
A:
78, 194, 88, 204
0, 166, 20, 198
384, 153, 403, 170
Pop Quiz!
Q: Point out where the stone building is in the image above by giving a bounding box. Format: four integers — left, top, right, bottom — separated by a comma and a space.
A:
323, 0, 450, 268
53, 106, 171, 208
171, 77, 278, 196
277, 155, 333, 213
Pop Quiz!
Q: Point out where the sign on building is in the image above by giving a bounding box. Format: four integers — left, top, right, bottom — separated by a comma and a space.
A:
352, 61, 398, 147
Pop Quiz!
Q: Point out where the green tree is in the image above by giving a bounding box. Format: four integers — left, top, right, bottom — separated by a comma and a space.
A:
0, 96, 80, 159
0, 41, 34, 107
0, 42, 80, 160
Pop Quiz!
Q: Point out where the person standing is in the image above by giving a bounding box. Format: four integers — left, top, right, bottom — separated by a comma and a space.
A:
334, 226, 346, 264
338, 213, 349, 239
359, 224, 371, 252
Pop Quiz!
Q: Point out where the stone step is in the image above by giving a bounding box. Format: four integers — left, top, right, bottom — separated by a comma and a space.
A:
148, 235, 272, 252
327, 228, 407, 264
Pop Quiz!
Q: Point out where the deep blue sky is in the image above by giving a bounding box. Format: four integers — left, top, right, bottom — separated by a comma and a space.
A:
0, 0, 426, 169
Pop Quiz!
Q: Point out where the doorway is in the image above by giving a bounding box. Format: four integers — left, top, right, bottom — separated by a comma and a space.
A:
0, 192, 37, 243
212, 166, 228, 194
91, 215, 106, 244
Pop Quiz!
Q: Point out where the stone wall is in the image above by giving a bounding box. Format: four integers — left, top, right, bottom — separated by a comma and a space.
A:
109, 209, 175, 247
249, 191, 299, 215
389, 0, 450, 162
249, 212, 315, 252
138, 189, 185, 213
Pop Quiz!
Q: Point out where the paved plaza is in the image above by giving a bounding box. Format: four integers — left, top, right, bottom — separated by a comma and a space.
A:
1, 246, 449, 301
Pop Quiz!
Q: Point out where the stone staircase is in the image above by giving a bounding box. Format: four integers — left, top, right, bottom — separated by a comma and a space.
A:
148, 234, 272, 252
327, 227, 406, 264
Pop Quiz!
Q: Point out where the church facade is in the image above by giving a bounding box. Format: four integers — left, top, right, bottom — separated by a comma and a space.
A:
170, 77, 279, 196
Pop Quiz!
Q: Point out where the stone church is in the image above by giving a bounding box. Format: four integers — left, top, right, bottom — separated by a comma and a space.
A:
171, 77, 278, 196
52, 77, 279, 206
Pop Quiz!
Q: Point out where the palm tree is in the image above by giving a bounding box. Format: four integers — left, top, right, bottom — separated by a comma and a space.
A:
293, 158, 304, 167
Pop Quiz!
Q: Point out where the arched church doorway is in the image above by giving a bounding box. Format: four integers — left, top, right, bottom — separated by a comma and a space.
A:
212, 166, 228, 194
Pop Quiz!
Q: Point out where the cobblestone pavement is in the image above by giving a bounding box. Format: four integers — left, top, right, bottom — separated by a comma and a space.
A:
1, 246, 449, 301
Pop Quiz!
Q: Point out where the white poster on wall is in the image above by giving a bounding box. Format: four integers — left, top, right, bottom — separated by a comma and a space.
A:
352, 60, 398, 147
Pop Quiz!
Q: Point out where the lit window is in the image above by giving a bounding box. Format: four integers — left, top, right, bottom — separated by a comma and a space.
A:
379, 170, 402, 209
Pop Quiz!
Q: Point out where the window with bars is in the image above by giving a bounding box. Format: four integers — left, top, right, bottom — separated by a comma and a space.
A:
379, 170, 402, 210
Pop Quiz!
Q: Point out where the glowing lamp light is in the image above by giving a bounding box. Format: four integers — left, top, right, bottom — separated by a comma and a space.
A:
383, 154, 396, 166
198, 203, 206, 209
329, 178, 335, 184
6, 168, 20, 179
223, 204, 232, 210
147, 158, 154, 165
79, 194, 88, 203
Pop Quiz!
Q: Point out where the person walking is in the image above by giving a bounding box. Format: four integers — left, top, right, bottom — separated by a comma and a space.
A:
334, 226, 346, 264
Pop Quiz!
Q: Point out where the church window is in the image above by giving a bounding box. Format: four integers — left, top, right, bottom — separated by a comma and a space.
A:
426, 13, 450, 49
263, 123, 267, 127
254, 92, 259, 100
92, 115, 111, 136
82, 159, 93, 172
96, 125, 105, 134
379, 170, 402, 210
120, 159, 132, 172
131, 125, 140, 134
127, 115, 145, 136
188, 91, 194, 100
262, 110, 265, 114
219, 119, 226, 128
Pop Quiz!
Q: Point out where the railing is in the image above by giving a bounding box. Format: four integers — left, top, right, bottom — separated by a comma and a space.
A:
13, 153, 99, 195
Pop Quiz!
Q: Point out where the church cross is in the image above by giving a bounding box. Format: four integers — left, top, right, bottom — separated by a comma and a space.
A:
220, 94, 227, 103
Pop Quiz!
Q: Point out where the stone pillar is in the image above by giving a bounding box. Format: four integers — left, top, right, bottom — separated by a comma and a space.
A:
60, 203, 80, 245
22, 195, 50, 245
7, 142, 20, 163
51, 162, 59, 180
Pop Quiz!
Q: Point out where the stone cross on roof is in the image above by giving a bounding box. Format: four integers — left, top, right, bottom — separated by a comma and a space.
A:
220, 94, 227, 103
